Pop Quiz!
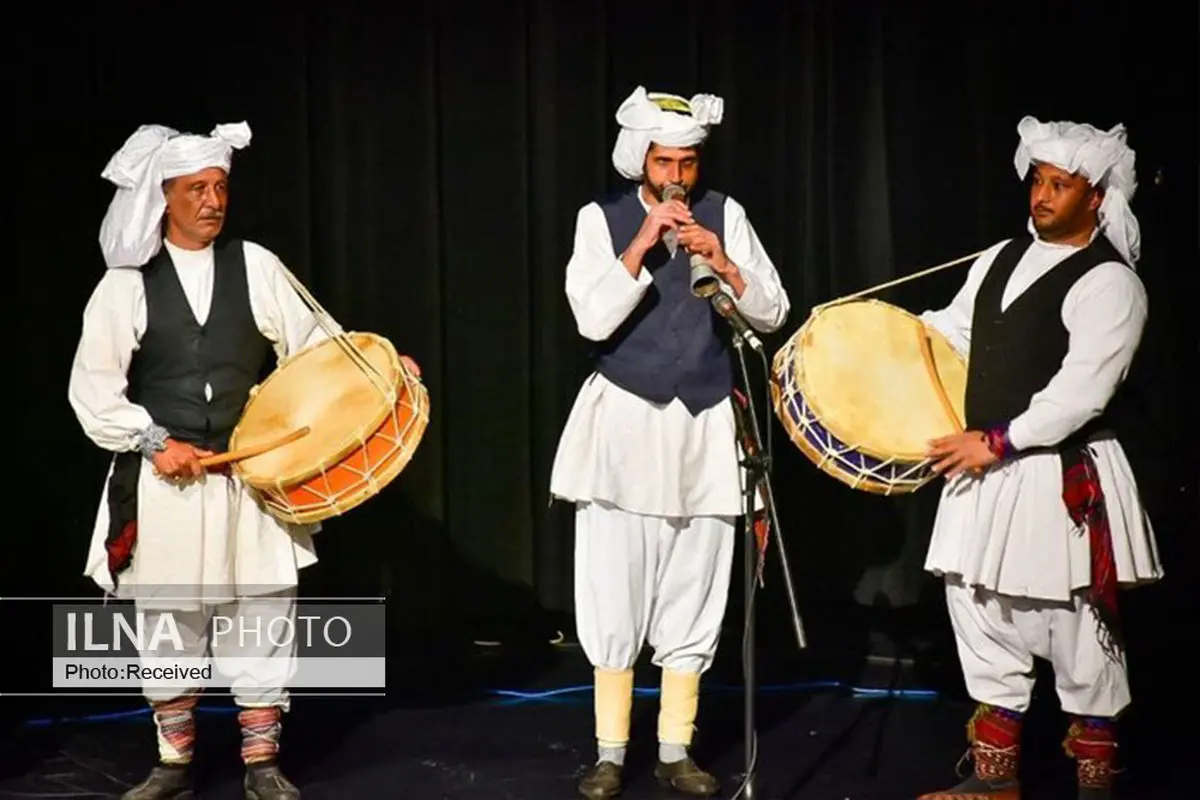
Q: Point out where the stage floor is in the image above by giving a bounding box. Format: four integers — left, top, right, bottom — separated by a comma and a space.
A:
0, 636, 1182, 799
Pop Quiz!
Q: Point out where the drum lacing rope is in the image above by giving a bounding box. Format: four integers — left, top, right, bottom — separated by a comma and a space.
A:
255, 264, 428, 525
264, 396, 427, 524
773, 337, 941, 494
772, 248, 988, 493
798, 406, 930, 495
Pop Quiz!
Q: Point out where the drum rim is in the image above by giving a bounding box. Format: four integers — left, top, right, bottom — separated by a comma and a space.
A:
771, 347, 932, 494
773, 333, 918, 492
258, 378, 432, 525
778, 298, 967, 465
229, 331, 411, 487
787, 412, 930, 495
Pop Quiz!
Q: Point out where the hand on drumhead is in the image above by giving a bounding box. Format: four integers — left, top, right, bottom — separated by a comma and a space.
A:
926, 431, 997, 479
152, 439, 211, 482
400, 355, 421, 378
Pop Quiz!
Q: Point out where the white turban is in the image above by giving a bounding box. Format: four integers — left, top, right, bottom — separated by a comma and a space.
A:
611, 85, 724, 181
97, 121, 252, 268
1013, 115, 1140, 265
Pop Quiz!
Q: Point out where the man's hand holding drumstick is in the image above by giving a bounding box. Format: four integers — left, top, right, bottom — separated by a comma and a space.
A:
152, 354, 421, 485
152, 439, 213, 482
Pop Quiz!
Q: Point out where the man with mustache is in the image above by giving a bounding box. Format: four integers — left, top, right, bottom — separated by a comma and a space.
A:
550, 86, 790, 798
914, 117, 1162, 799
69, 122, 419, 799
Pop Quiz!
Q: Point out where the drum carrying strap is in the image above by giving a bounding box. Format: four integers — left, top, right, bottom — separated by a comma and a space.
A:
730, 389, 769, 587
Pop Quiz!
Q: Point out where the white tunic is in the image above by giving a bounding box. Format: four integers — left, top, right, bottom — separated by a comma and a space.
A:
920, 232, 1164, 602
68, 239, 334, 610
549, 189, 790, 519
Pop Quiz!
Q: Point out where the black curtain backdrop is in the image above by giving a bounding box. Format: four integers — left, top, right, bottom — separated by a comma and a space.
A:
9, 0, 1197, 689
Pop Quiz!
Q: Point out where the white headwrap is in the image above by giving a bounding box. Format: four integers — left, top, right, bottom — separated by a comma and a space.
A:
611, 86, 724, 181
1013, 115, 1140, 264
97, 122, 253, 268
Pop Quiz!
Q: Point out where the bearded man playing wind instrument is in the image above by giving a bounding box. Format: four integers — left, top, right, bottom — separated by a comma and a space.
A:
550, 85, 791, 798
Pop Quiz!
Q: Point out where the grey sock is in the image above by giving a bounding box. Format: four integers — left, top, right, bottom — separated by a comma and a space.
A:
659, 742, 687, 764
597, 744, 626, 766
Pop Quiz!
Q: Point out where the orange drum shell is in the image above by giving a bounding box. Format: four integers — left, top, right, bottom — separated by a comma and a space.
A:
257, 379, 430, 525
227, 331, 430, 525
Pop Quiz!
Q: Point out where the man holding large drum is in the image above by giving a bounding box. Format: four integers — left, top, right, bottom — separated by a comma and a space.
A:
68, 121, 420, 799
916, 117, 1163, 800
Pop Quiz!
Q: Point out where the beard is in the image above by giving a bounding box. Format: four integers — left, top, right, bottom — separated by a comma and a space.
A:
1031, 204, 1097, 243
1032, 210, 1075, 237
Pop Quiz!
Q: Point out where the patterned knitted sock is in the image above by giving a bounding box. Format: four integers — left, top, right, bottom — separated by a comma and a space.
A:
238, 706, 283, 765
152, 695, 199, 765
1064, 715, 1118, 791
967, 703, 1023, 784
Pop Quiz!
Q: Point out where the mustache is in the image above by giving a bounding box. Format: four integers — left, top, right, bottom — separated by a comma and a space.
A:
199, 209, 224, 219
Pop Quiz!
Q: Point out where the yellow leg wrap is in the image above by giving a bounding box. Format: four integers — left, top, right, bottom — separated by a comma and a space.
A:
658, 669, 701, 746
594, 668, 634, 745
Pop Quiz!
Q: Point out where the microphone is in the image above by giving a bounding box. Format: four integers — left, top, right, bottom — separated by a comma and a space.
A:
710, 290, 763, 352
660, 183, 722, 299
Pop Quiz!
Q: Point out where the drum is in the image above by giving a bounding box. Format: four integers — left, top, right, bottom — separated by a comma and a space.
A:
770, 298, 967, 495
224, 331, 430, 524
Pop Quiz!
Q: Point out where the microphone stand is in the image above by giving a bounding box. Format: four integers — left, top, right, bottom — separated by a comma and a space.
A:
729, 330, 808, 800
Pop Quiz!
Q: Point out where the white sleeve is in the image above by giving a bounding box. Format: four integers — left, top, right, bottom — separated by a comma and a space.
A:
722, 197, 790, 333
918, 240, 1010, 358
244, 241, 342, 360
564, 203, 653, 342
66, 268, 158, 453
1007, 263, 1148, 450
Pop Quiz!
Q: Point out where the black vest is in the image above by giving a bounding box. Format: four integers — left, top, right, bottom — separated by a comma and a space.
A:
127, 239, 272, 452
592, 186, 733, 416
964, 233, 1131, 445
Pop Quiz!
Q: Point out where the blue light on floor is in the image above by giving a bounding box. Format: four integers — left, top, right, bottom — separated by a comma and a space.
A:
21, 680, 938, 726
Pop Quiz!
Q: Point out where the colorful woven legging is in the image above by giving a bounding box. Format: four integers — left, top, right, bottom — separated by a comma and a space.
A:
152, 694, 199, 764
239, 706, 283, 764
